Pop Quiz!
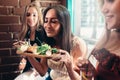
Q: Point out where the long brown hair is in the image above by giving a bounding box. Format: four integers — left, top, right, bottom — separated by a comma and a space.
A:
43, 5, 74, 52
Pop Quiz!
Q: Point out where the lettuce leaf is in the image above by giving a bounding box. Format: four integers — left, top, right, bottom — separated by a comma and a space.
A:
37, 44, 58, 55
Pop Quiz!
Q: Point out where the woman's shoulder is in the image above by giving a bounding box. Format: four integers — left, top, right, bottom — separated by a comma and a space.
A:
72, 36, 86, 47
71, 36, 87, 56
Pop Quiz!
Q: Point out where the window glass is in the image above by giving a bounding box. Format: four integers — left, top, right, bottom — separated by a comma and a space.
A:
67, 0, 74, 32
67, 0, 105, 52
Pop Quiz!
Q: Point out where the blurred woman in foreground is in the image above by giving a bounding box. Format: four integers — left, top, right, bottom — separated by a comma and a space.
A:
77, 0, 120, 80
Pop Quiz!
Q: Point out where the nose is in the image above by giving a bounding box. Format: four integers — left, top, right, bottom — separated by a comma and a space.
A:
27, 14, 34, 20
27, 15, 33, 20
44, 21, 51, 28
101, 3, 109, 15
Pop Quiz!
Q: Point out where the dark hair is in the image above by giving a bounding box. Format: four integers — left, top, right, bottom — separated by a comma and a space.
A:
43, 5, 73, 52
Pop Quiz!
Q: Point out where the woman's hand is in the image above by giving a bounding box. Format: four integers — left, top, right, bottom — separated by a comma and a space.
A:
19, 58, 26, 72
58, 49, 73, 67
76, 57, 88, 70
13, 40, 26, 48
50, 49, 72, 66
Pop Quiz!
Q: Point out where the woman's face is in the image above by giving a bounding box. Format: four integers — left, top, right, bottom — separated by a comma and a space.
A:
44, 9, 61, 38
102, 0, 120, 30
26, 7, 38, 28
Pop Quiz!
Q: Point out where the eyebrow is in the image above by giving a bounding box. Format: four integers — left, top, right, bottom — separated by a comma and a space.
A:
27, 11, 38, 13
45, 17, 58, 19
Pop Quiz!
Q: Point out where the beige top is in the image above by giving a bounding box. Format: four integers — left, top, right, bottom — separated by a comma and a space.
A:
47, 36, 87, 80
48, 59, 69, 80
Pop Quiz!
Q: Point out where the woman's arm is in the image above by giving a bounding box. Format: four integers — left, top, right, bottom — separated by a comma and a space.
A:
72, 37, 87, 72
67, 36, 87, 80
27, 56, 48, 76
59, 50, 81, 80
66, 65, 81, 80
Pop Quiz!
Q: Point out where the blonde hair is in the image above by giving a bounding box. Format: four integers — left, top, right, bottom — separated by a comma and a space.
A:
92, 1, 109, 49
95, 26, 111, 49
19, 1, 43, 40
98, 0, 104, 8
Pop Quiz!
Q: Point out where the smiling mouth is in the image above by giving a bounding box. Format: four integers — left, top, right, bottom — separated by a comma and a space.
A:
105, 16, 113, 22
46, 30, 52, 33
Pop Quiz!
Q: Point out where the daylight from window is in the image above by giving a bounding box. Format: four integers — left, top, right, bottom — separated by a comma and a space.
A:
68, 0, 105, 53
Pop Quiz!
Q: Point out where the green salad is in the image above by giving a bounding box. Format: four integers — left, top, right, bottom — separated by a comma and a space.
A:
37, 43, 58, 55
